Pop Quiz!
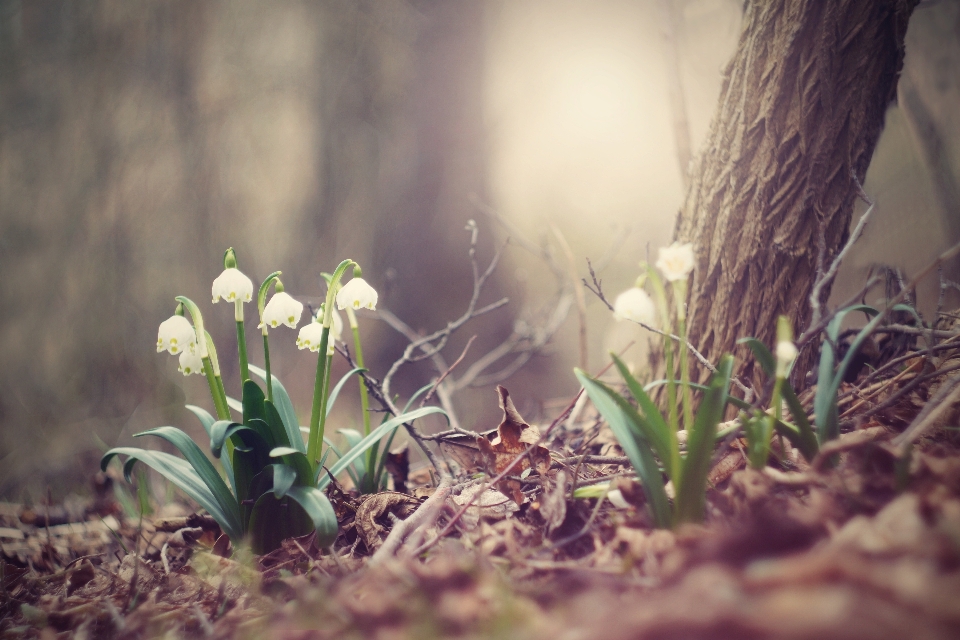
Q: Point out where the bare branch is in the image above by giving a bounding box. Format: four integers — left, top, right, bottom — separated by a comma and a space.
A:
809, 172, 876, 330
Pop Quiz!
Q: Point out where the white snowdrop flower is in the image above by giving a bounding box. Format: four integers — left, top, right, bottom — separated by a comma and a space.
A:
211, 268, 253, 304
259, 291, 304, 330
335, 277, 378, 311
656, 242, 695, 282
296, 321, 324, 352
297, 306, 343, 354
775, 340, 799, 378
157, 315, 196, 355
613, 288, 657, 325
178, 345, 204, 376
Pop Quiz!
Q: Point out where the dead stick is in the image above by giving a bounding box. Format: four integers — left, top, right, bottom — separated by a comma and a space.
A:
370, 478, 454, 564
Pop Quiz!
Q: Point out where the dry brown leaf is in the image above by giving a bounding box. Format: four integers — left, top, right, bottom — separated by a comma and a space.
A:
476, 386, 552, 504
354, 492, 421, 552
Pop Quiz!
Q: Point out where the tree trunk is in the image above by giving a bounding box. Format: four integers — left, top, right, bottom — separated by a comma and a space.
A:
674, 0, 918, 391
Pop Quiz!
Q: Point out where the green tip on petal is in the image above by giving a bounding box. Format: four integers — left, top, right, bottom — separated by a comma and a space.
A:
223, 247, 238, 269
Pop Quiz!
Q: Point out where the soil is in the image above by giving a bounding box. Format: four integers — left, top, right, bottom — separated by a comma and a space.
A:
3, 343, 960, 639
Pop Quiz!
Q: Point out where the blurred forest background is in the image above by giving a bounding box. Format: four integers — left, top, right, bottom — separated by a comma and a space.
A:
1, 0, 957, 500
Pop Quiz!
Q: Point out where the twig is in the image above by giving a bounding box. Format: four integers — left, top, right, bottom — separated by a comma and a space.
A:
892, 371, 960, 454
381, 221, 508, 405
334, 343, 446, 475
584, 259, 755, 399
423, 335, 476, 406
411, 390, 585, 557
811, 426, 890, 471
369, 478, 454, 564
809, 175, 876, 331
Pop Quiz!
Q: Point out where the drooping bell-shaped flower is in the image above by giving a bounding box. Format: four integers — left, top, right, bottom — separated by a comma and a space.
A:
178, 345, 204, 376
336, 277, 378, 311
259, 291, 304, 330
655, 242, 695, 282
296, 320, 324, 352
157, 315, 196, 355
613, 288, 657, 325
775, 340, 799, 379
296, 306, 343, 354
212, 268, 253, 304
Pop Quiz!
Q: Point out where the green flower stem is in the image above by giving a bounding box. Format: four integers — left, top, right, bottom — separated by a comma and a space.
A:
176, 296, 229, 420
306, 259, 355, 468
674, 278, 693, 431
307, 326, 331, 465
256, 271, 282, 402
347, 306, 375, 491
202, 356, 229, 420
235, 299, 249, 383
346, 309, 371, 436
262, 332, 273, 402
647, 267, 678, 434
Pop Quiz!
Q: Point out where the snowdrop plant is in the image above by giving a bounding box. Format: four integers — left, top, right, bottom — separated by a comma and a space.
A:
578, 242, 735, 527
104, 249, 445, 554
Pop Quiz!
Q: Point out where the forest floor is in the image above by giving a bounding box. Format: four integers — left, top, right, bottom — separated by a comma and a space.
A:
3, 339, 960, 639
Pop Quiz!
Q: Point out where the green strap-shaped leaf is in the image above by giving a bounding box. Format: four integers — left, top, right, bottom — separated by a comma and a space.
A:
226, 395, 243, 416
248, 364, 304, 453
242, 379, 267, 426
131, 427, 243, 535
284, 486, 339, 548
101, 447, 242, 542
781, 382, 818, 460
737, 337, 775, 379
610, 354, 677, 482
247, 418, 279, 451
675, 354, 733, 526
269, 448, 314, 487
575, 370, 671, 528
402, 383, 436, 413
187, 406, 235, 493
815, 305, 877, 442
185, 405, 216, 438
325, 367, 367, 417
317, 406, 447, 490
210, 421, 270, 459
271, 464, 297, 498
247, 494, 311, 554
263, 400, 292, 449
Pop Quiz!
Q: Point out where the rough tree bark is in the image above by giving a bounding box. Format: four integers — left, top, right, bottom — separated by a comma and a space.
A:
674, 0, 918, 391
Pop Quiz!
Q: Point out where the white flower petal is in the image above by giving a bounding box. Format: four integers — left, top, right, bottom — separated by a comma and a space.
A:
178, 347, 204, 376
296, 321, 325, 352
613, 288, 657, 325
212, 268, 254, 303
327, 306, 343, 343
335, 277, 378, 311
157, 315, 196, 355
259, 291, 304, 330
655, 242, 695, 282
775, 340, 799, 378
